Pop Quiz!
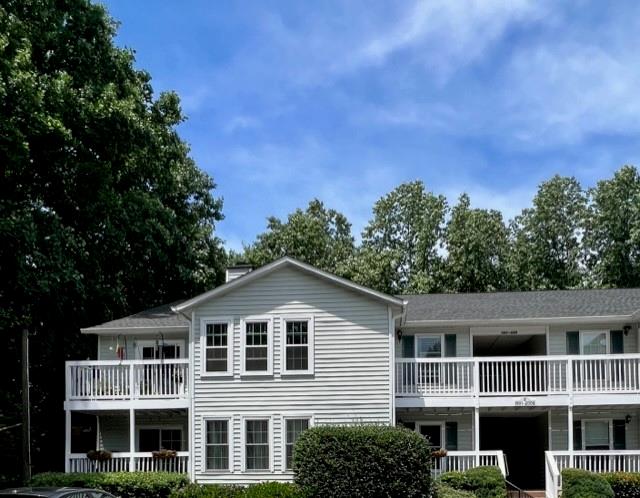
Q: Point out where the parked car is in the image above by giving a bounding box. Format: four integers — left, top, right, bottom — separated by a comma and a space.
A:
0, 489, 116, 498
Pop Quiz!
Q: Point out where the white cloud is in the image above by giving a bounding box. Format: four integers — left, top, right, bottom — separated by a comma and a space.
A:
223, 115, 260, 134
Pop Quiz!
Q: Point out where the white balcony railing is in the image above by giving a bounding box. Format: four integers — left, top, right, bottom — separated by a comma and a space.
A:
433, 450, 506, 477
67, 451, 189, 473
396, 354, 640, 397
545, 450, 640, 498
66, 359, 189, 401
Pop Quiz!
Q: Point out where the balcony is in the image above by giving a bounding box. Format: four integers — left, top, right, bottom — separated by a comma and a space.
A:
67, 451, 189, 473
65, 359, 189, 407
395, 354, 640, 405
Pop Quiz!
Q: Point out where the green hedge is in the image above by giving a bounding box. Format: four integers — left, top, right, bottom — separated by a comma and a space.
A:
440, 467, 505, 498
434, 481, 476, 498
30, 472, 189, 498
293, 425, 433, 498
168, 482, 304, 498
601, 472, 640, 498
561, 469, 613, 498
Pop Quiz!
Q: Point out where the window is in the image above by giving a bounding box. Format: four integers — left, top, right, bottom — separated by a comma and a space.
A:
242, 318, 272, 375
205, 419, 230, 471
581, 331, 608, 355
282, 317, 314, 374
416, 335, 443, 358
203, 319, 233, 376
137, 340, 184, 360
138, 428, 182, 451
245, 419, 270, 471
583, 420, 611, 450
285, 418, 310, 470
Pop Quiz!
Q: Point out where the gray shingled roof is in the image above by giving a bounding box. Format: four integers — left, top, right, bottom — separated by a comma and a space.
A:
402, 288, 640, 322
82, 300, 189, 331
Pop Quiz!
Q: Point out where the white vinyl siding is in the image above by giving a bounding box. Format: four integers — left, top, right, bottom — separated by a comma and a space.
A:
192, 266, 392, 484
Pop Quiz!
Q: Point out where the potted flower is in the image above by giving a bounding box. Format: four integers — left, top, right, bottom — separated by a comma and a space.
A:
431, 448, 448, 459
152, 449, 177, 460
86, 449, 112, 462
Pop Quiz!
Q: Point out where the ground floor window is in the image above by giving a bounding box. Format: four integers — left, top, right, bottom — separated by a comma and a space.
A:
285, 418, 310, 470
245, 419, 270, 471
138, 427, 182, 451
205, 419, 230, 471
583, 420, 611, 450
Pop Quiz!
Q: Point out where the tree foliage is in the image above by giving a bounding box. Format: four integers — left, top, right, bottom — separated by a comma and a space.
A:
584, 165, 640, 288
0, 0, 225, 481
361, 181, 447, 293
242, 199, 354, 272
443, 194, 510, 292
509, 175, 586, 290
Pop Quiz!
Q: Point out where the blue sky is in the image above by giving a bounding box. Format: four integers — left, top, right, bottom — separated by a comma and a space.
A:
102, 0, 640, 251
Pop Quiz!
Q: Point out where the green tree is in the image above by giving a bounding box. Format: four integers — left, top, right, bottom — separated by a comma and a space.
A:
509, 175, 586, 290
243, 199, 355, 271
361, 181, 447, 293
336, 247, 399, 295
0, 0, 224, 481
584, 165, 640, 287
443, 194, 510, 292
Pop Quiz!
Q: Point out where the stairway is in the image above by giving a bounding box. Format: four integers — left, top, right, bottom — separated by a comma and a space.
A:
522, 492, 545, 498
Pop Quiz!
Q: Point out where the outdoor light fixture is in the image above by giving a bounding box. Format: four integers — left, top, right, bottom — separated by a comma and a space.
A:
626, 414, 632, 424
397, 329, 403, 341
623, 325, 632, 336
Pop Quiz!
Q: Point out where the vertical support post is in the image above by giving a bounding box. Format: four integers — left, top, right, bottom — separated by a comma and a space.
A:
64, 410, 71, 473
474, 407, 480, 467
567, 405, 574, 468
22, 328, 31, 482
129, 408, 135, 472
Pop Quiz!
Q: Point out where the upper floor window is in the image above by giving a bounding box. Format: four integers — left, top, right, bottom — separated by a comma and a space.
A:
282, 317, 315, 374
581, 330, 608, 355
137, 340, 184, 360
416, 335, 442, 358
242, 318, 273, 375
202, 318, 234, 376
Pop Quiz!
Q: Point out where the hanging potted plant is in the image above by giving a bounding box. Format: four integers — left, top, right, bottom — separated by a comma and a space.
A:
152, 449, 177, 460
87, 449, 112, 462
431, 448, 448, 459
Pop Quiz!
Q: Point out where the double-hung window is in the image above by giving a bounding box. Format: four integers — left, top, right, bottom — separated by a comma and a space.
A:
282, 317, 314, 374
284, 418, 310, 470
242, 318, 272, 375
244, 418, 270, 471
583, 420, 611, 450
205, 418, 230, 471
202, 318, 233, 376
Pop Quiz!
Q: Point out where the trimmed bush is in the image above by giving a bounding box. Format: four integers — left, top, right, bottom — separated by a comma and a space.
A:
434, 481, 476, 498
440, 467, 505, 498
168, 482, 303, 498
602, 472, 640, 498
30, 471, 189, 498
293, 425, 433, 498
243, 482, 305, 498
561, 469, 613, 498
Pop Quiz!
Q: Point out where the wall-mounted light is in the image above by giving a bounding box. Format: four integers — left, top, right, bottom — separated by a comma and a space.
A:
397, 329, 403, 341
625, 414, 632, 424
623, 325, 632, 336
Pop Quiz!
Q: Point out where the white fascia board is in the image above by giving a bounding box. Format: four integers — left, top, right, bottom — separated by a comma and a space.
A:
172, 256, 405, 313
80, 325, 189, 335
402, 314, 635, 328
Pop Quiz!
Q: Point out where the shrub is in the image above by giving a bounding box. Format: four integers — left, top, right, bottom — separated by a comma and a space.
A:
293, 425, 433, 498
561, 469, 613, 498
440, 467, 505, 498
168, 483, 244, 498
602, 472, 640, 498
243, 482, 305, 498
30, 471, 189, 498
434, 481, 476, 498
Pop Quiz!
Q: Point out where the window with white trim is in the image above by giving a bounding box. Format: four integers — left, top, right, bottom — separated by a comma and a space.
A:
204, 320, 232, 375
581, 330, 608, 355
285, 418, 310, 470
583, 420, 611, 450
243, 319, 271, 374
245, 419, 270, 470
205, 419, 230, 471
415, 334, 443, 358
138, 428, 182, 451
283, 318, 314, 374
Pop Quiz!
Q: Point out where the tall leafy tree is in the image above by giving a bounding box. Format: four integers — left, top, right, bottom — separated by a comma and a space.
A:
443, 194, 510, 292
509, 175, 586, 290
0, 0, 225, 481
361, 181, 447, 293
242, 199, 355, 271
584, 165, 640, 287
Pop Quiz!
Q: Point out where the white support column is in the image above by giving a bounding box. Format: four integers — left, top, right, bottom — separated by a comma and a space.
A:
474, 407, 480, 466
567, 405, 573, 450
129, 408, 135, 472
64, 410, 71, 472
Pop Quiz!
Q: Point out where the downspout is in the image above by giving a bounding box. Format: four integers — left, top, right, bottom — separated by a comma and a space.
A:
389, 301, 407, 426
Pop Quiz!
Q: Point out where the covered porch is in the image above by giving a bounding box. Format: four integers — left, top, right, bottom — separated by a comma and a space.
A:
65, 408, 189, 473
